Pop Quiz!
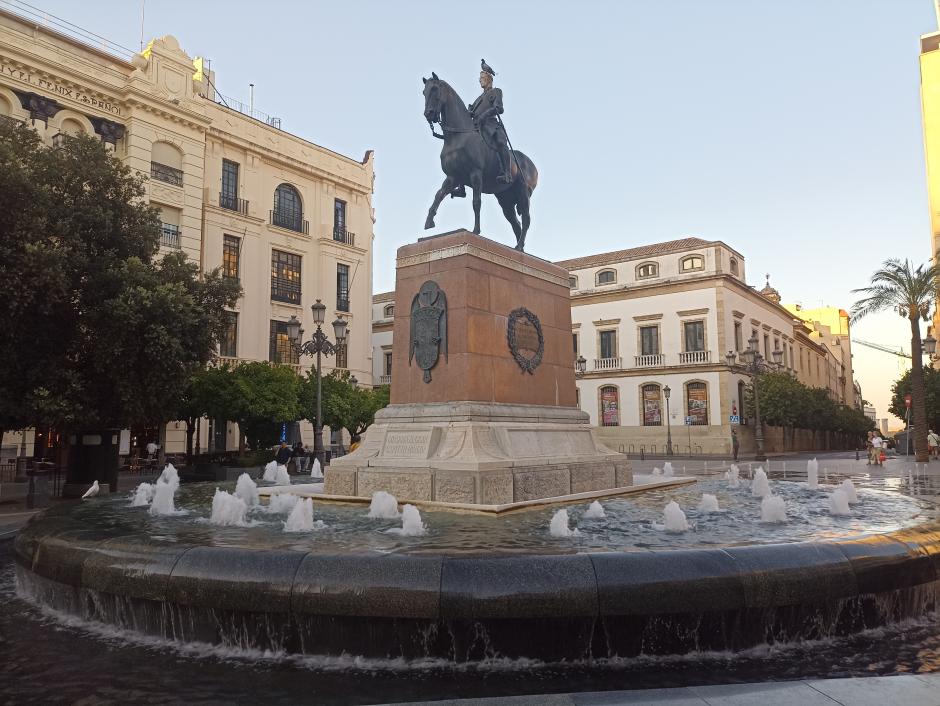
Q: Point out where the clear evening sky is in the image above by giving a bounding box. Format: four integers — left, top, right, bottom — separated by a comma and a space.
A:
18, 0, 940, 426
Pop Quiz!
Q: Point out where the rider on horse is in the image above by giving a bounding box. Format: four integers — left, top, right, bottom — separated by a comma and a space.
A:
469, 60, 512, 184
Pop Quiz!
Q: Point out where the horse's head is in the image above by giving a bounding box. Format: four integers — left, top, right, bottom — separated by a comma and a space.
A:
422, 72, 443, 124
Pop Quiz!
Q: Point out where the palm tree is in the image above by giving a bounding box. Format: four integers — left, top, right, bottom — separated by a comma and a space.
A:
851, 259, 939, 462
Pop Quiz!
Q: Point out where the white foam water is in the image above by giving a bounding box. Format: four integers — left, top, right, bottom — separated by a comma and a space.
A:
829, 489, 851, 516
309, 458, 323, 479
209, 489, 248, 526
761, 494, 787, 523
697, 494, 719, 513
130, 482, 154, 507
235, 473, 259, 507
387, 504, 426, 536
149, 481, 177, 516
663, 462, 674, 477
549, 508, 579, 537
751, 468, 770, 498
840, 479, 859, 504
651, 466, 663, 476
262, 461, 278, 482
582, 500, 606, 519
157, 464, 180, 492
724, 464, 741, 489
262, 492, 300, 515
807, 458, 819, 489
654, 501, 689, 532
284, 498, 320, 532
367, 491, 401, 519
274, 464, 291, 485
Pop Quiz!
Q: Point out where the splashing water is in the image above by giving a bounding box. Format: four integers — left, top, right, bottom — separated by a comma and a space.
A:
840, 478, 859, 504
652, 466, 663, 476
130, 482, 154, 507
158, 464, 180, 492
724, 464, 741, 489
209, 489, 248, 526
309, 457, 323, 479
264, 492, 300, 514
284, 498, 318, 532
274, 464, 290, 485
549, 508, 580, 537
262, 461, 278, 482
149, 481, 177, 516
761, 494, 787, 523
663, 462, 674, 477
751, 467, 770, 498
698, 493, 720, 513
387, 504, 427, 536
583, 500, 606, 519
829, 489, 851, 516
655, 501, 689, 532
367, 491, 401, 519
234, 473, 259, 507
807, 458, 819, 489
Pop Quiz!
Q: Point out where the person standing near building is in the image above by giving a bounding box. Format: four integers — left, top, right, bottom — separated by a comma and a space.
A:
928, 429, 939, 460
731, 429, 739, 461
275, 441, 292, 468
870, 432, 885, 467
292, 441, 307, 473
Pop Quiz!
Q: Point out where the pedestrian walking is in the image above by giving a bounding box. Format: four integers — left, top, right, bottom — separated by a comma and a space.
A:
871, 432, 885, 467
731, 429, 739, 461
292, 441, 307, 473
928, 429, 940, 460
865, 431, 874, 466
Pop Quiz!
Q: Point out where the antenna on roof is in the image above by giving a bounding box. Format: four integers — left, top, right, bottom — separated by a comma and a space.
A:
139, 0, 145, 51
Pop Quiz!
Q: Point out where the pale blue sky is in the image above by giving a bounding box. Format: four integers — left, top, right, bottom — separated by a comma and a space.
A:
17, 0, 940, 423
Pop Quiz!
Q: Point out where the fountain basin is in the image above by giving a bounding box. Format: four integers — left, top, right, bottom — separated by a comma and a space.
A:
12, 479, 940, 662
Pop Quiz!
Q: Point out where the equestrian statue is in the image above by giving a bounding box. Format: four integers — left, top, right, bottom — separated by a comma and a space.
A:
423, 60, 538, 251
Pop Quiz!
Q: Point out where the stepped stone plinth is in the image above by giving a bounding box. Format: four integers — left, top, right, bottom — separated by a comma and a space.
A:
326, 230, 631, 504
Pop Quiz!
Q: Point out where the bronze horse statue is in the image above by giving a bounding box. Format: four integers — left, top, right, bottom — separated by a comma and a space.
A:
422, 74, 538, 251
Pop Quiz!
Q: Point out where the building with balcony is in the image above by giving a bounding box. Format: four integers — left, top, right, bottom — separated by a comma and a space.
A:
0, 9, 374, 457
371, 291, 395, 386
560, 238, 843, 455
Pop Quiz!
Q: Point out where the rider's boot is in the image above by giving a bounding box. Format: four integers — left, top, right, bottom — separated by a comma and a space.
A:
497, 145, 512, 183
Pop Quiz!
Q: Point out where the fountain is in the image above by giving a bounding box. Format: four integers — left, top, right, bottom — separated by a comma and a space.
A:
387, 504, 426, 536
656, 501, 689, 532
698, 494, 719, 513
209, 489, 248, 526
829, 489, 851, 516
761, 494, 787, 523
284, 498, 319, 532
234, 473, 259, 507
663, 462, 674, 477
549, 508, 579, 537
840, 478, 859, 504
262, 461, 278, 482
807, 458, 819, 489
751, 467, 770, 498
583, 500, 606, 519
309, 458, 323, 480
367, 491, 400, 518
130, 482, 154, 507
724, 464, 741, 488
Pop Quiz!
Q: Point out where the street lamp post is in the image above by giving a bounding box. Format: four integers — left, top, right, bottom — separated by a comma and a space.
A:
727, 336, 782, 463
287, 299, 348, 466
663, 385, 673, 456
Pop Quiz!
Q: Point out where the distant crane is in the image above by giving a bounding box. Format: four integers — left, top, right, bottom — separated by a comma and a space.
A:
853, 338, 910, 375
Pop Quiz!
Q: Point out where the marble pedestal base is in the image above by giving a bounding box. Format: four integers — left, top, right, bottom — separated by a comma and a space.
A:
325, 402, 632, 504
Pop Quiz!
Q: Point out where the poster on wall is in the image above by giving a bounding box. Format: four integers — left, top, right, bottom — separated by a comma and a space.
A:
601, 387, 620, 426
687, 384, 708, 425
642, 386, 662, 425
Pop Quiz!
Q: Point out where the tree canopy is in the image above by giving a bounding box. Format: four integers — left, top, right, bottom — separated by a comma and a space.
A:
300, 370, 389, 437
0, 120, 240, 430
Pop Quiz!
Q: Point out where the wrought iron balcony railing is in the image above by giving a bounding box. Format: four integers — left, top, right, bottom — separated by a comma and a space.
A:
151, 161, 183, 187
219, 192, 249, 215
160, 223, 181, 249
270, 210, 309, 234
333, 227, 356, 246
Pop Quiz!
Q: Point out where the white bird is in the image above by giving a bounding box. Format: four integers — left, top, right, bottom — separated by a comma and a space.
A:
81, 480, 100, 499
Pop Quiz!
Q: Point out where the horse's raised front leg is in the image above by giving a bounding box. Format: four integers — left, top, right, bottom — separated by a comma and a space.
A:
425, 176, 455, 230
470, 171, 483, 234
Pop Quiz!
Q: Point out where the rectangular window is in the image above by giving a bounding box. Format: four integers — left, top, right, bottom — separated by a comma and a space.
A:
269, 320, 299, 365
220, 312, 238, 358
683, 321, 705, 352
639, 326, 659, 356
599, 330, 617, 359
734, 322, 743, 352
336, 263, 350, 312
384, 351, 393, 376
271, 250, 301, 304
335, 343, 348, 369
223, 235, 240, 281
334, 199, 346, 239
572, 333, 579, 356
763, 335, 770, 359
221, 159, 239, 210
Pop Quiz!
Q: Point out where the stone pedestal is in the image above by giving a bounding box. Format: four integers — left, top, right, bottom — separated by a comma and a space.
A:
327, 230, 630, 504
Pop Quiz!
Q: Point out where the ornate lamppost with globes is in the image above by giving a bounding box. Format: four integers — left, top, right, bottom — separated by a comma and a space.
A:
286, 299, 348, 465
726, 335, 782, 462
663, 385, 673, 456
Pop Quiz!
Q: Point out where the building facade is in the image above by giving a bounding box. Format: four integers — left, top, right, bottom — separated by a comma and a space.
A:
0, 10, 374, 457
371, 292, 395, 386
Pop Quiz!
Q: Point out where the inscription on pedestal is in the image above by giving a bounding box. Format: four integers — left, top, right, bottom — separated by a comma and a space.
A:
382, 430, 433, 458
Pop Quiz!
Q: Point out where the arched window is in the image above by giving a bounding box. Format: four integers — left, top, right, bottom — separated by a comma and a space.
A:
151, 141, 183, 186
730, 258, 739, 276
568, 276, 578, 289
384, 304, 395, 318
596, 269, 616, 286
273, 183, 304, 232
641, 383, 662, 426
59, 118, 85, 136
680, 255, 704, 272
0, 95, 10, 117
599, 386, 620, 426
686, 381, 708, 425
636, 262, 658, 279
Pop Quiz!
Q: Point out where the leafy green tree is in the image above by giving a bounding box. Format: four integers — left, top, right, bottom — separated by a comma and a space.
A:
299, 372, 390, 439
889, 367, 940, 433
852, 259, 939, 461
0, 121, 240, 431
230, 362, 301, 451
174, 365, 240, 462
